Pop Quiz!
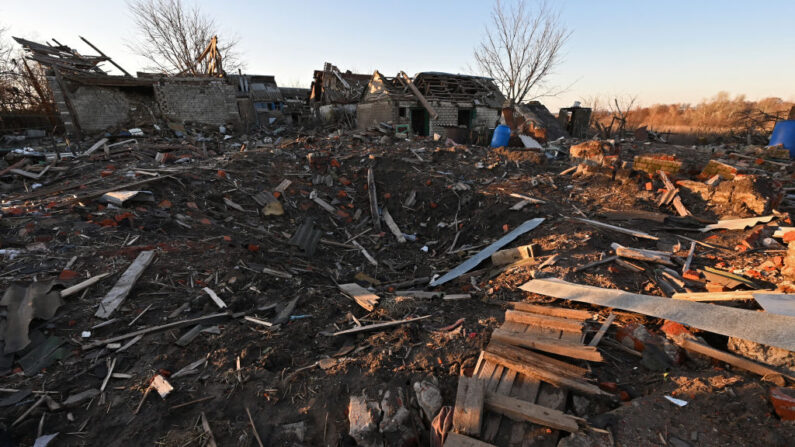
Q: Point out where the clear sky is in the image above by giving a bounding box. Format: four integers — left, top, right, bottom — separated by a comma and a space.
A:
2, 0, 794, 110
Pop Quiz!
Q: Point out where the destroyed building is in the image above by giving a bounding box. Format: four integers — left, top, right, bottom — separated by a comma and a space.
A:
357, 70, 505, 142
279, 87, 311, 124
309, 62, 370, 122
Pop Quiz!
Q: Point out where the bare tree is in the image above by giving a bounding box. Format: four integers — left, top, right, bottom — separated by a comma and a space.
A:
0, 25, 53, 113
127, 0, 241, 75
592, 95, 638, 138
474, 0, 570, 106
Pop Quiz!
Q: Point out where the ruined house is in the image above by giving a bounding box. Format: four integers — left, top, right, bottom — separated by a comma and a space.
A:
309, 62, 370, 122
279, 87, 311, 124
15, 37, 241, 136
357, 71, 505, 142
514, 101, 569, 141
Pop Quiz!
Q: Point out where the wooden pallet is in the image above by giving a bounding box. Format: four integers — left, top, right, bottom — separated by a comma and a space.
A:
451, 304, 596, 447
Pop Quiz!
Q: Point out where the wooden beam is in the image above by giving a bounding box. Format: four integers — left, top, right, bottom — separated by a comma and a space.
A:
453, 376, 485, 437
95, 251, 156, 318
79, 36, 132, 77
671, 290, 757, 301
484, 391, 580, 432
82, 312, 232, 349
481, 348, 607, 397
673, 336, 794, 382
486, 341, 589, 378
367, 168, 382, 233
399, 71, 439, 120
504, 309, 584, 333
572, 217, 658, 240
332, 315, 430, 336
588, 313, 616, 347
509, 303, 592, 320
491, 328, 603, 362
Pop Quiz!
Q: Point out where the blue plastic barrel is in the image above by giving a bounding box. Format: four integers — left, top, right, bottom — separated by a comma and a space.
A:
769, 120, 795, 158
490, 125, 511, 148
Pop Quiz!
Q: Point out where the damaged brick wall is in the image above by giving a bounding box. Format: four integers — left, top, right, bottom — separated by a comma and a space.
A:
154, 80, 239, 127
68, 85, 155, 133
473, 106, 499, 129
357, 101, 398, 130
428, 102, 458, 138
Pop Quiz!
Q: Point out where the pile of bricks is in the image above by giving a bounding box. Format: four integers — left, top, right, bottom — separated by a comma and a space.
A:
700, 159, 739, 180
632, 154, 682, 175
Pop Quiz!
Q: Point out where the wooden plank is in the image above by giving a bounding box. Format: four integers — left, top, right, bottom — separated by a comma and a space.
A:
612, 243, 673, 266
487, 340, 589, 378
367, 168, 382, 233
572, 217, 658, 240
382, 208, 406, 243
492, 328, 603, 362
332, 315, 430, 336
82, 312, 231, 349
520, 278, 795, 351
95, 251, 155, 318
682, 241, 696, 274
504, 310, 584, 333
588, 313, 616, 347
399, 71, 439, 119
202, 287, 227, 309
574, 255, 618, 272
484, 392, 579, 433
60, 272, 111, 298
482, 346, 605, 396
429, 218, 545, 287
444, 432, 496, 447
452, 376, 485, 437
82, 137, 108, 156
509, 303, 592, 320
672, 290, 757, 301
338, 283, 380, 311
673, 336, 794, 382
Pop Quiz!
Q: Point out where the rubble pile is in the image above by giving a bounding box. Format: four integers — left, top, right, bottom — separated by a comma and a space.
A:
1, 121, 794, 447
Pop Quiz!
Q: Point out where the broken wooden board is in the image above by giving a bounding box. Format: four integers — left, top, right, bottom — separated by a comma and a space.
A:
520, 278, 795, 351
444, 433, 496, 447
588, 313, 616, 347
673, 336, 795, 382
367, 168, 381, 232
572, 217, 658, 240
509, 303, 592, 320
491, 245, 535, 266
332, 315, 430, 336
453, 375, 485, 437
504, 310, 584, 333
611, 243, 673, 266
338, 283, 379, 311
430, 218, 544, 287
95, 250, 155, 318
672, 290, 758, 301
484, 391, 580, 433
485, 341, 589, 379
491, 328, 603, 362
382, 207, 406, 243
202, 287, 227, 309
482, 345, 605, 397
700, 215, 775, 232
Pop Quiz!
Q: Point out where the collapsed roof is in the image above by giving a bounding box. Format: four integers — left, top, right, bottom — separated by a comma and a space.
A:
361, 70, 506, 108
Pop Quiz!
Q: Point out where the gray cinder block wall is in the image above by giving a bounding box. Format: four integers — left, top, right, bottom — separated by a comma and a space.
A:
154, 80, 239, 127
